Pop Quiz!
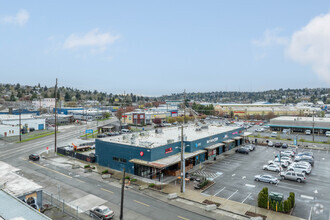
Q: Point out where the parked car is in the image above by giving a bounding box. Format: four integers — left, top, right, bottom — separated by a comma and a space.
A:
121, 129, 131, 133
295, 156, 314, 166
90, 205, 114, 219
97, 134, 106, 138
278, 151, 293, 158
281, 143, 288, 149
294, 161, 312, 169
282, 150, 295, 157
305, 130, 311, 135
235, 147, 249, 154
273, 156, 292, 164
274, 142, 282, 148
263, 164, 282, 172
243, 144, 255, 151
271, 132, 278, 137
255, 128, 264, 132
287, 164, 311, 174
268, 141, 274, 147
280, 171, 306, 183
297, 152, 314, 158
268, 160, 289, 168
29, 154, 40, 161
326, 131, 330, 137
254, 174, 279, 184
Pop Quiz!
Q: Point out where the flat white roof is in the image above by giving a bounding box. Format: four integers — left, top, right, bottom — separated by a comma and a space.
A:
271, 116, 330, 123
0, 114, 35, 120
102, 124, 240, 148
0, 161, 43, 197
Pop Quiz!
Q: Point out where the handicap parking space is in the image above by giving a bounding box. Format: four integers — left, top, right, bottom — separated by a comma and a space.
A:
201, 145, 330, 220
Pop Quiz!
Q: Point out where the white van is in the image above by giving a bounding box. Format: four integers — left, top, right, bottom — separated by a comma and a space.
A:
305, 130, 311, 135
326, 131, 330, 137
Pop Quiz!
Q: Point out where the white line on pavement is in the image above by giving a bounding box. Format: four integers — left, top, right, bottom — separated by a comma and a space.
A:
201, 193, 210, 196
242, 176, 246, 179
232, 173, 236, 177
241, 193, 251, 203
227, 190, 238, 200
214, 187, 226, 196
245, 184, 256, 188
301, 195, 314, 200
308, 206, 313, 220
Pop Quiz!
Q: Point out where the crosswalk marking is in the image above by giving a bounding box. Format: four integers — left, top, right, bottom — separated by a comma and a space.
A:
192, 170, 222, 179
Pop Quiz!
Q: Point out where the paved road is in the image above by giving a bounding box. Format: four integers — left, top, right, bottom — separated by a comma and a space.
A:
202, 145, 330, 220
0, 120, 213, 220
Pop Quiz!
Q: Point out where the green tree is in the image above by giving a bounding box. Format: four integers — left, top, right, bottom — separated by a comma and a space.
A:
64, 92, 71, 101
10, 92, 16, 101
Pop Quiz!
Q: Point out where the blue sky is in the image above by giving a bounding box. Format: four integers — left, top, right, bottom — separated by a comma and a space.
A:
1, 1, 330, 96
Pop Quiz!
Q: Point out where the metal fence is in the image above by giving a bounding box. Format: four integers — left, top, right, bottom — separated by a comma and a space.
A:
42, 191, 93, 220
56, 147, 95, 163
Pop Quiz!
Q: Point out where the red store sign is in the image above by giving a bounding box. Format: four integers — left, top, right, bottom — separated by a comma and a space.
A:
140, 151, 144, 156
165, 147, 173, 154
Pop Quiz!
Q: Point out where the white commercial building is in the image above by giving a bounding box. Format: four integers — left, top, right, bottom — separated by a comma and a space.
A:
0, 124, 20, 137
0, 114, 46, 131
32, 98, 56, 110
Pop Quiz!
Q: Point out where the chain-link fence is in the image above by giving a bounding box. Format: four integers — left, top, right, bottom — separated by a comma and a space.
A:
43, 191, 93, 220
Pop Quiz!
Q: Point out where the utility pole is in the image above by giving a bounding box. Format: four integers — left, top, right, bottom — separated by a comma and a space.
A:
181, 90, 186, 193
120, 168, 125, 220
54, 78, 58, 152
19, 108, 22, 142
312, 110, 315, 142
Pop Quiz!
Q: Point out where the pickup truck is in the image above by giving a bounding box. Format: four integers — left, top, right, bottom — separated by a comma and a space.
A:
280, 171, 306, 183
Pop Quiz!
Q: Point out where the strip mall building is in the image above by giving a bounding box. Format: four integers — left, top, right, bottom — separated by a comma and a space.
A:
95, 125, 247, 180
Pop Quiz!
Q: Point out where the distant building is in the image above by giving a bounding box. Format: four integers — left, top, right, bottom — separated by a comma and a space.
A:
32, 98, 56, 110
269, 116, 330, 134
0, 114, 46, 131
0, 124, 20, 137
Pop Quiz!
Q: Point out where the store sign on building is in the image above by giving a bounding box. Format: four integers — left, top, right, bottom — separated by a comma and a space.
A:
232, 131, 238, 135
165, 147, 173, 154
195, 143, 201, 148
140, 151, 144, 156
207, 137, 218, 144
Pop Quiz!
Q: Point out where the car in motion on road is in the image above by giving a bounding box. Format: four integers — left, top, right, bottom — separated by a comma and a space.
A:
29, 154, 40, 161
280, 171, 306, 183
254, 174, 279, 184
263, 164, 282, 172
235, 147, 249, 154
90, 205, 114, 219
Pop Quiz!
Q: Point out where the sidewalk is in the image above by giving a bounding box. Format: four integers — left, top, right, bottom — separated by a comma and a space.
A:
160, 184, 303, 220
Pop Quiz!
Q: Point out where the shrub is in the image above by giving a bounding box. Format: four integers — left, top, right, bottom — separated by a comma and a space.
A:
278, 201, 283, 212
283, 200, 290, 213
289, 192, 295, 208
272, 200, 276, 211
258, 189, 268, 209
130, 178, 137, 182
102, 170, 109, 174
199, 180, 209, 188
262, 187, 268, 195
125, 176, 130, 179
149, 183, 155, 188
84, 165, 90, 168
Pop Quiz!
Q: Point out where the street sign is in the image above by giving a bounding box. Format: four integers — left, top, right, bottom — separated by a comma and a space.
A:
86, 129, 93, 134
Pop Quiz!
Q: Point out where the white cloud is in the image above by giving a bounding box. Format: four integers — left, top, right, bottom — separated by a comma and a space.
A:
286, 13, 330, 84
63, 29, 120, 52
252, 28, 288, 47
3, 9, 29, 26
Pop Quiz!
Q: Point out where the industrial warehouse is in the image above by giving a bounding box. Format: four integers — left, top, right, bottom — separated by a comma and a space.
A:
95, 125, 246, 180
269, 116, 330, 134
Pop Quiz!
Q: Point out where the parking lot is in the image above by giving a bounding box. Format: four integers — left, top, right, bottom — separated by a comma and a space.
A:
199, 145, 330, 220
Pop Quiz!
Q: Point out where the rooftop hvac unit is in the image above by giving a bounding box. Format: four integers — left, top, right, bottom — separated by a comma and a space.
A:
201, 125, 208, 129
167, 139, 175, 144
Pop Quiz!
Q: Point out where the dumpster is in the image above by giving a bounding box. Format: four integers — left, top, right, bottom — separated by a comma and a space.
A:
269, 192, 284, 203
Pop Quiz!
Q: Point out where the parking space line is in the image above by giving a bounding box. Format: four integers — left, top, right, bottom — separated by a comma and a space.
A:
308, 206, 312, 220
242, 193, 251, 203
227, 190, 238, 200
245, 184, 255, 188
178, 216, 190, 220
232, 173, 236, 177
214, 187, 226, 196
301, 195, 314, 200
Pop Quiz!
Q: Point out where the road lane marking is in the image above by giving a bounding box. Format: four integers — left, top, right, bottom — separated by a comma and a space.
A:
232, 173, 236, 177
242, 193, 251, 203
245, 184, 255, 188
134, 200, 150, 207
29, 161, 72, 179
178, 216, 190, 220
227, 190, 238, 200
308, 206, 313, 220
242, 176, 246, 179
214, 187, 226, 196
201, 193, 210, 196
76, 179, 85, 183
301, 195, 314, 200
101, 188, 114, 194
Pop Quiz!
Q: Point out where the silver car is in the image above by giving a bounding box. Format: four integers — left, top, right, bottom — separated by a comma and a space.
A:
254, 174, 279, 184
263, 164, 282, 172
280, 171, 306, 183
288, 164, 311, 174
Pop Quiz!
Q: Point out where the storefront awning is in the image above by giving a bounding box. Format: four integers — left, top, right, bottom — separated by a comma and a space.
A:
205, 143, 224, 150
240, 132, 252, 137
223, 139, 234, 144
233, 136, 243, 140
129, 150, 206, 169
